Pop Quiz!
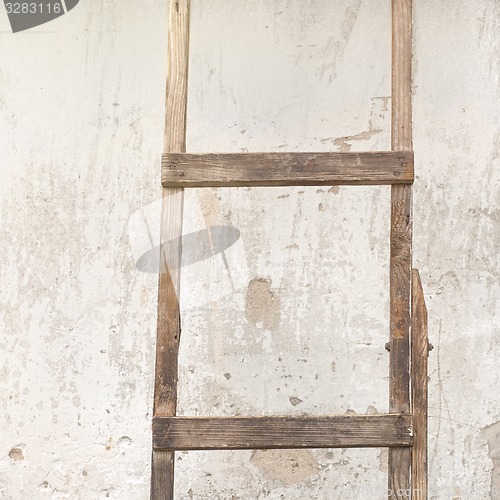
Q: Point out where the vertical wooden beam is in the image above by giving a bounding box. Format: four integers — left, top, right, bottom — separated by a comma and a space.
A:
411, 270, 428, 499
151, 1, 190, 499
389, 0, 413, 498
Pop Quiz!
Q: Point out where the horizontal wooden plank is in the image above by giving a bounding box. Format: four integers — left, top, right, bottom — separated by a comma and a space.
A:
153, 414, 413, 450
161, 152, 414, 187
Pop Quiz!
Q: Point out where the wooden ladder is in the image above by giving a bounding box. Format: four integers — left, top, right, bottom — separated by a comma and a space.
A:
150, 1, 429, 498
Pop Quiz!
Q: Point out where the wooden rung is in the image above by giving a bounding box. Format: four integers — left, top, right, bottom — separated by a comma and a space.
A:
161, 151, 414, 187
153, 414, 413, 450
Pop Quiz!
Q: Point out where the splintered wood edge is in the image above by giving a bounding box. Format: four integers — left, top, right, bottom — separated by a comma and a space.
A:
411, 269, 429, 499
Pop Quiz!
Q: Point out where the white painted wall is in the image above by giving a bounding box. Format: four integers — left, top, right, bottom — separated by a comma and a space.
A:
0, 1, 498, 499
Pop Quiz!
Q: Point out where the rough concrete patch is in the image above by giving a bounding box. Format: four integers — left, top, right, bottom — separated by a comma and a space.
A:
331, 128, 383, 152
378, 448, 388, 472
481, 421, 500, 499
250, 449, 319, 485
245, 278, 281, 331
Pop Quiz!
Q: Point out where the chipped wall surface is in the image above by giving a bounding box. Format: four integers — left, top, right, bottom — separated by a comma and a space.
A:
0, 1, 499, 499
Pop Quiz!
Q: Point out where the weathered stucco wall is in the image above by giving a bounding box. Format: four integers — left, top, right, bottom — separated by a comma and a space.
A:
0, 1, 498, 498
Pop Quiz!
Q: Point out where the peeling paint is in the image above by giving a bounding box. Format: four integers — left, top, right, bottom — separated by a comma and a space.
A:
250, 449, 319, 485
245, 278, 281, 331
8, 447, 24, 461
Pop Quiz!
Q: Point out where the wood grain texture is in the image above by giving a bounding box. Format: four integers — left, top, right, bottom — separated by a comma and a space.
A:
161, 151, 414, 187
411, 269, 428, 499
152, 1, 190, 499
153, 415, 413, 450
163, 0, 190, 153
154, 191, 184, 417
151, 450, 172, 500
392, 0, 413, 150
389, 0, 413, 498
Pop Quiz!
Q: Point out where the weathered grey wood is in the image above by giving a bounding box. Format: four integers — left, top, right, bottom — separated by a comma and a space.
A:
151, 450, 171, 499
153, 415, 413, 450
389, 0, 413, 498
411, 269, 429, 499
151, 1, 190, 499
162, 151, 414, 187
391, 1, 413, 150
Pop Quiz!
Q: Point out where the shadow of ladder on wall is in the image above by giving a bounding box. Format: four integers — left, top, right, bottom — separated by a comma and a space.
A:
150, 1, 429, 499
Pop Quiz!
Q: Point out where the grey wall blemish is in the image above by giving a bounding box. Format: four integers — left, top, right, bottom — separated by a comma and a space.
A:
378, 448, 388, 472
482, 422, 500, 499
117, 436, 133, 454
289, 395, 303, 406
